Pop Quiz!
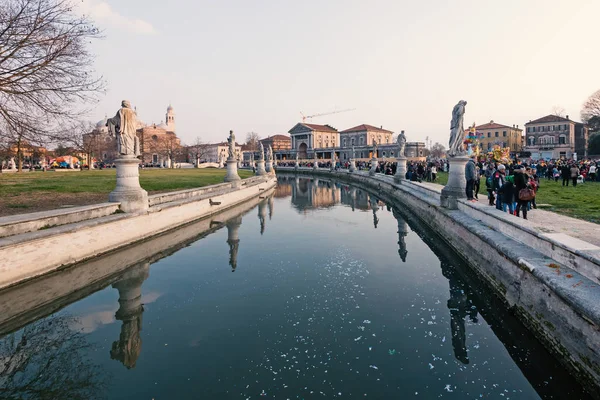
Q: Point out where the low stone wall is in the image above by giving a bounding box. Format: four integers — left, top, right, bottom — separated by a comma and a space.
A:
0, 176, 276, 290
277, 167, 600, 397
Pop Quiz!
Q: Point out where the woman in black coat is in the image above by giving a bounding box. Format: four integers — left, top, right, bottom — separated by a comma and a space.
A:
514, 166, 529, 219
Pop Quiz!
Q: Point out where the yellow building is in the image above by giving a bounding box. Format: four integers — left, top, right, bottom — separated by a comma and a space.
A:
475, 121, 523, 153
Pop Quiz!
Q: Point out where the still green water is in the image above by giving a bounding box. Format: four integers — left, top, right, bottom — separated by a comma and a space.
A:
0, 176, 591, 399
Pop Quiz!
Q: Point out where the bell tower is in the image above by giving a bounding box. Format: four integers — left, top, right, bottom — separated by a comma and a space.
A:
165, 104, 175, 132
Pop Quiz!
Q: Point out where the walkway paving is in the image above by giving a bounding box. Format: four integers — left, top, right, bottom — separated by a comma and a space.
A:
419, 180, 600, 247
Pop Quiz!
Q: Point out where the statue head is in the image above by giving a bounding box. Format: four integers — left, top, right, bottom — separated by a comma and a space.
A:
121, 100, 131, 109
459, 100, 467, 106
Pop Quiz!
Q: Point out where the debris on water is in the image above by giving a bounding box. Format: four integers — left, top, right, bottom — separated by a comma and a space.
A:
429, 363, 434, 369
369, 365, 378, 370
388, 349, 396, 355
354, 336, 363, 341
363, 320, 371, 324
442, 336, 446, 343
444, 384, 453, 392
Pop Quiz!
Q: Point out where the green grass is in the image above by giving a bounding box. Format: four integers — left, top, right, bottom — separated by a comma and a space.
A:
0, 168, 253, 216
434, 172, 600, 223
0, 168, 253, 195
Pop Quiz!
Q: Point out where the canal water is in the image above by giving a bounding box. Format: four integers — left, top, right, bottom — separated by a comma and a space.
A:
0, 176, 591, 399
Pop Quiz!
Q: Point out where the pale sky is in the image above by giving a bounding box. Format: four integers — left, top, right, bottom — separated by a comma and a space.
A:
80, 0, 600, 146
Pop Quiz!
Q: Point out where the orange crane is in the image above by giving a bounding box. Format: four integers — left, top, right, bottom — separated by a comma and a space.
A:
300, 108, 355, 123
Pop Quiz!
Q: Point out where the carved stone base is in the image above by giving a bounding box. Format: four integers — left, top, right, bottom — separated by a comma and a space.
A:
369, 157, 378, 176
109, 156, 148, 213
349, 159, 356, 173
313, 161, 319, 171
255, 160, 267, 176
394, 157, 407, 182
440, 156, 469, 209
224, 158, 241, 182
265, 160, 274, 174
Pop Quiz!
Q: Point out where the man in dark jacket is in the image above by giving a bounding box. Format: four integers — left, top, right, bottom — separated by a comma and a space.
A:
561, 164, 570, 186
465, 157, 477, 201
514, 166, 529, 219
492, 164, 506, 211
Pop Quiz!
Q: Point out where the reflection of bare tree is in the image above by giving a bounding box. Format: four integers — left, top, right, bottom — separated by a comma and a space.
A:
0, 315, 107, 400
110, 263, 149, 369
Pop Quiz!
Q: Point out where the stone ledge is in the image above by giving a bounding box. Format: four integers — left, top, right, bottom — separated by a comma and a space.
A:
0, 203, 121, 239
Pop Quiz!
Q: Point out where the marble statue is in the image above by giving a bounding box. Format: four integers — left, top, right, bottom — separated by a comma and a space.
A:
351, 145, 355, 159
372, 139, 378, 158
295, 152, 299, 162
227, 130, 236, 159
259, 142, 265, 160
448, 100, 468, 157
268, 145, 273, 161
397, 130, 407, 157
107, 100, 140, 157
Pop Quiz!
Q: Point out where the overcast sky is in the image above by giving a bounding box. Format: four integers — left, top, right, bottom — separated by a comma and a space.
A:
80, 0, 600, 145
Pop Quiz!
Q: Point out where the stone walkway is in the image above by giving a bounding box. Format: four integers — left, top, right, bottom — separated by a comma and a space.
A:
419, 180, 600, 248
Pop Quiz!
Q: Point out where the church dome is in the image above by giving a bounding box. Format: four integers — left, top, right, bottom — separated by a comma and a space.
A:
96, 116, 108, 128
157, 121, 168, 130
167, 104, 174, 112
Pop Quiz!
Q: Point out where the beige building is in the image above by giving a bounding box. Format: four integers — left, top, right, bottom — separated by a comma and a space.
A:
475, 121, 523, 153
204, 142, 242, 164
524, 114, 588, 159
339, 124, 394, 148
288, 123, 339, 158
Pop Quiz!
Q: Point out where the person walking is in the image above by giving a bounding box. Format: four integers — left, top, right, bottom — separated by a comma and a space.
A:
493, 164, 506, 211
514, 166, 529, 220
474, 164, 481, 199
465, 156, 477, 202
570, 163, 580, 187
485, 163, 496, 206
590, 163, 597, 182
561, 163, 570, 186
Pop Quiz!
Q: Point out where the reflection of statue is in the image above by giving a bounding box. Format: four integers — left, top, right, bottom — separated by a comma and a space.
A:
393, 208, 408, 262
258, 199, 267, 235
107, 100, 140, 157
259, 142, 265, 161
440, 260, 478, 364
227, 130, 236, 159
397, 130, 407, 157
110, 263, 149, 369
370, 196, 379, 228
448, 100, 468, 157
226, 216, 242, 272
268, 195, 274, 220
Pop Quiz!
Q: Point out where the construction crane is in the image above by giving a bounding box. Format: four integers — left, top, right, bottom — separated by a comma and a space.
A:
300, 108, 355, 123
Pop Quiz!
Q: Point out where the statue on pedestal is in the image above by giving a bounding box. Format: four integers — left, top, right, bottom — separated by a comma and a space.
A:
107, 100, 140, 157
351, 145, 355, 159
397, 130, 407, 157
227, 130, 236, 160
448, 100, 468, 157
259, 142, 265, 161
372, 139, 378, 158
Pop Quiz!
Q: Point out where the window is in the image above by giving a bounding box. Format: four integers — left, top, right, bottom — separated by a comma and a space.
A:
564, 124, 567, 130
487, 143, 492, 150
503, 131, 507, 137
528, 137, 535, 146
495, 132, 499, 137
526, 127, 530, 133
343, 139, 346, 147
559, 135, 566, 144
487, 132, 491, 138
351, 138, 355, 146
360, 137, 364, 145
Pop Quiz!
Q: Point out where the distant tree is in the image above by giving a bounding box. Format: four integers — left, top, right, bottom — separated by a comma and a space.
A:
0, 0, 105, 144
581, 89, 600, 125
587, 115, 600, 133
187, 137, 209, 164
551, 106, 566, 118
588, 133, 600, 156
430, 142, 446, 159
245, 132, 261, 151
69, 122, 103, 169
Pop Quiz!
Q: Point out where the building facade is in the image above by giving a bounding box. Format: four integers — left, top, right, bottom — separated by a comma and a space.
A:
288, 123, 339, 159
475, 121, 523, 153
524, 115, 588, 160
204, 142, 242, 164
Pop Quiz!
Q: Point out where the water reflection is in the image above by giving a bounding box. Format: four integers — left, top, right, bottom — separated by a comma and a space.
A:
110, 262, 150, 369
226, 215, 241, 271
392, 208, 409, 262
258, 198, 267, 235
0, 315, 107, 399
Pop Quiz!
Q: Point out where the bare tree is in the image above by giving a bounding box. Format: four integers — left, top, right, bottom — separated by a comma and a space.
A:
68, 121, 106, 169
187, 136, 209, 165
551, 105, 566, 118
430, 142, 446, 159
581, 89, 600, 126
245, 132, 260, 151
0, 0, 104, 142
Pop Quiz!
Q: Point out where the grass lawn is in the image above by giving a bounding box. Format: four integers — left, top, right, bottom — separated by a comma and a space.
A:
434, 171, 600, 223
0, 168, 253, 216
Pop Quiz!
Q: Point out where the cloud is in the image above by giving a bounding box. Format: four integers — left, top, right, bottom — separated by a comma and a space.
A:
79, 0, 157, 35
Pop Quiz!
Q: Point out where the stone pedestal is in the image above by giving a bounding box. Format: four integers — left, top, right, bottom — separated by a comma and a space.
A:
8, 157, 16, 171
313, 160, 319, 171
440, 155, 468, 209
224, 158, 241, 182
255, 160, 267, 175
109, 156, 148, 213
394, 157, 407, 182
265, 160, 273, 174
294, 162, 299, 171
349, 159, 356, 173
226, 216, 242, 271
369, 157, 377, 176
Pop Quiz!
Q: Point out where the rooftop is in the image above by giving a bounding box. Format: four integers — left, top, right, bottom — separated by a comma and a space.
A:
260, 134, 291, 142
476, 121, 521, 131
301, 123, 338, 133
525, 115, 574, 125
340, 124, 393, 134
